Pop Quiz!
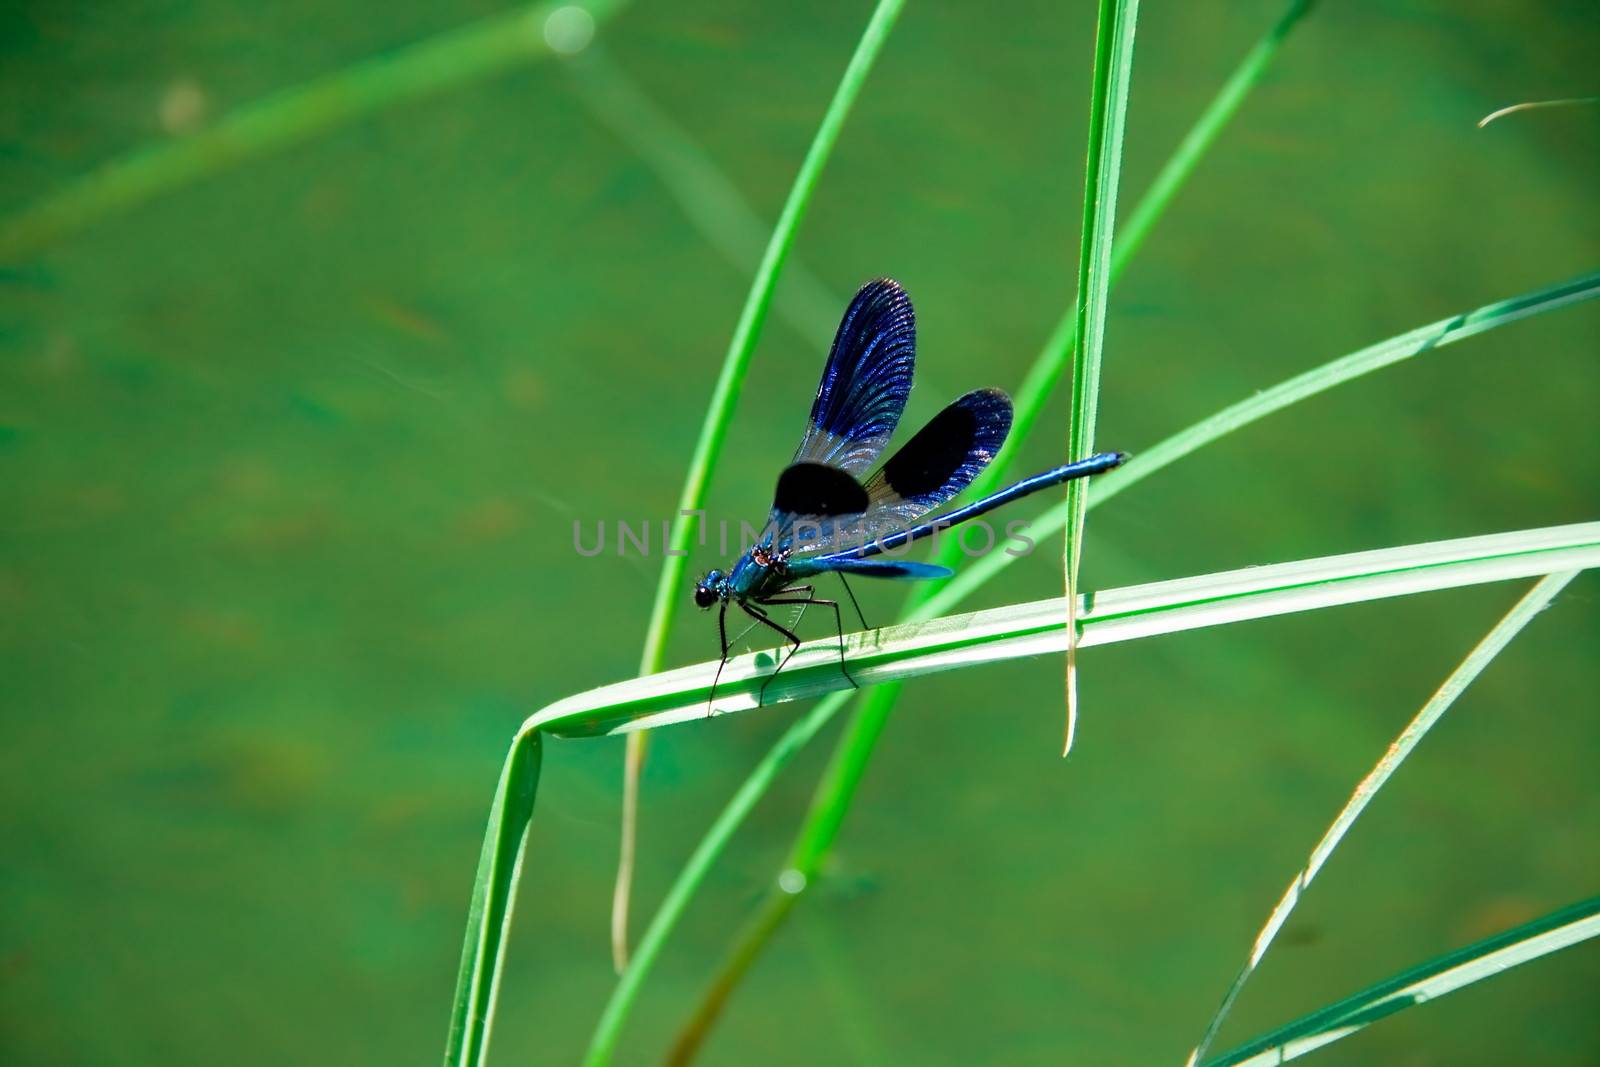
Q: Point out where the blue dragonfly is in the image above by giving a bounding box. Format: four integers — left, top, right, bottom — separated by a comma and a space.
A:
694, 278, 1126, 704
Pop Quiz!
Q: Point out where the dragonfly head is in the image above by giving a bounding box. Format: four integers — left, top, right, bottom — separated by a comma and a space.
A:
693, 569, 726, 609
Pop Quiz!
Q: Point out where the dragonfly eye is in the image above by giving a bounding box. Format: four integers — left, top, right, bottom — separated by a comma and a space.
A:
693, 571, 723, 609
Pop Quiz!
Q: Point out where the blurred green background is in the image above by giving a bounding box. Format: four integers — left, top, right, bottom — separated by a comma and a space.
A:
3, 0, 1597, 1063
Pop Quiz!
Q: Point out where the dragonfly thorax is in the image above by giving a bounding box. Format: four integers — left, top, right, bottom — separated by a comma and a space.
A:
693, 548, 791, 609
733, 546, 791, 598
749, 544, 786, 568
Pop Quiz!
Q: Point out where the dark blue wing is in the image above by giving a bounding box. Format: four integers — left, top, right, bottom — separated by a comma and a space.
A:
786, 557, 954, 581
760, 279, 916, 550
788, 278, 916, 476
783, 389, 1013, 554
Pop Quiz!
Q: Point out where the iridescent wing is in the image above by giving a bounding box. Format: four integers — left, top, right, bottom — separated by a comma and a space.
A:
761, 278, 916, 546
777, 388, 1013, 555
788, 278, 916, 475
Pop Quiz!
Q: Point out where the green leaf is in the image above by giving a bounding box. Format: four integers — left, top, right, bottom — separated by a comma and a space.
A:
1186, 570, 1581, 1065
1063, 0, 1139, 751
1478, 95, 1600, 127
1006, 0, 1320, 475
612, 268, 1596, 1058
649, 4, 1325, 1048
615, 0, 905, 972
931, 269, 1600, 615
444, 732, 542, 1067
472, 522, 1596, 1063
632, 0, 908, 683
583, 692, 851, 1067
1202, 897, 1600, 1066
529, 523, 1600, 738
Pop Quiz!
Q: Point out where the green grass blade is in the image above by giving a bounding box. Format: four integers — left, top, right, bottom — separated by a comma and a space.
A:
520, 523, 1600, 738
1066, 0, 1139, 481
647, 6, 1321, 1043
1186, 571, 1581, 1066
623, 266, 1590, 1055
1005, 0, 1317, 456
584, 692, 853, 1066
529, 522, 1597, 1060
444, 732, 543, 1067
1201, 896, 1600, 1067
0, 0, 629, 260
1064, 0, 1139, 752
552, 527, 1597, 1058
1003, 0, 1317, 484
564, 49, 841, 349
1478, 95, 1600, 127
631, 0, 906, 683
790, 0, 1312, 897
930, 270, 1600, 614
661, 682, 898, 1062
1112, 0, 1314, 279
614, 0, 906, 970
1089, 270, 1600, 507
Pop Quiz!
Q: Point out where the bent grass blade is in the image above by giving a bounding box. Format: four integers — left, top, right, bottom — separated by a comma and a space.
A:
1185, 570, 1581, 1066
594, 268, 1599, 1061
445, 733, 542, 1067
931, 270, 1600, 616
454, 523, 1599, 1065
531, 523, 1600, 738
1063, 0, 1139, 753
615, 0, 907, 970
1201, 896, 1600, 1067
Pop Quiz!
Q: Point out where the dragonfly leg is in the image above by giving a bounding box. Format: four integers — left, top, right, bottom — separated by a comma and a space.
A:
774, 585, 819, 641
754, 589, 857, 699
707, 603, 775, 716
739, 600, 804, 706
706, 598, 732, 716
836, 573, 870, 629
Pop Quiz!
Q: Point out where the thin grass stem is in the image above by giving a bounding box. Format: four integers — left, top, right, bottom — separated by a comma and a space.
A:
0, 0, 629, 259
612, 0, 905, 974
531, 524, 1599, 736
1063, 0, 1139, 753
931, 271, 1600, 614
444, 732, 543, 1067
655, 265, 1593, 1057
1201, 896, 1600, 1066
1477, 95, 1600, 127
1186, 571, 1581, 1065
562, 524, 1598, 1059
651, 3, 1323, 1051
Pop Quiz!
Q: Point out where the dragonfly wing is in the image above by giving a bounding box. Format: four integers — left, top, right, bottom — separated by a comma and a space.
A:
763, 461, 873, 555
762, 279, 916, 550
783, 388, 1013, 554
864, 387, 1011, 514
786, 557, 954, 581
771, 461, 870, 518
789, 278, 916, 476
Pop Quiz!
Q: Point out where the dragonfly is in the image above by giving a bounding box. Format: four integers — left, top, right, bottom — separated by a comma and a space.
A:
693, 278, 1127, 706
